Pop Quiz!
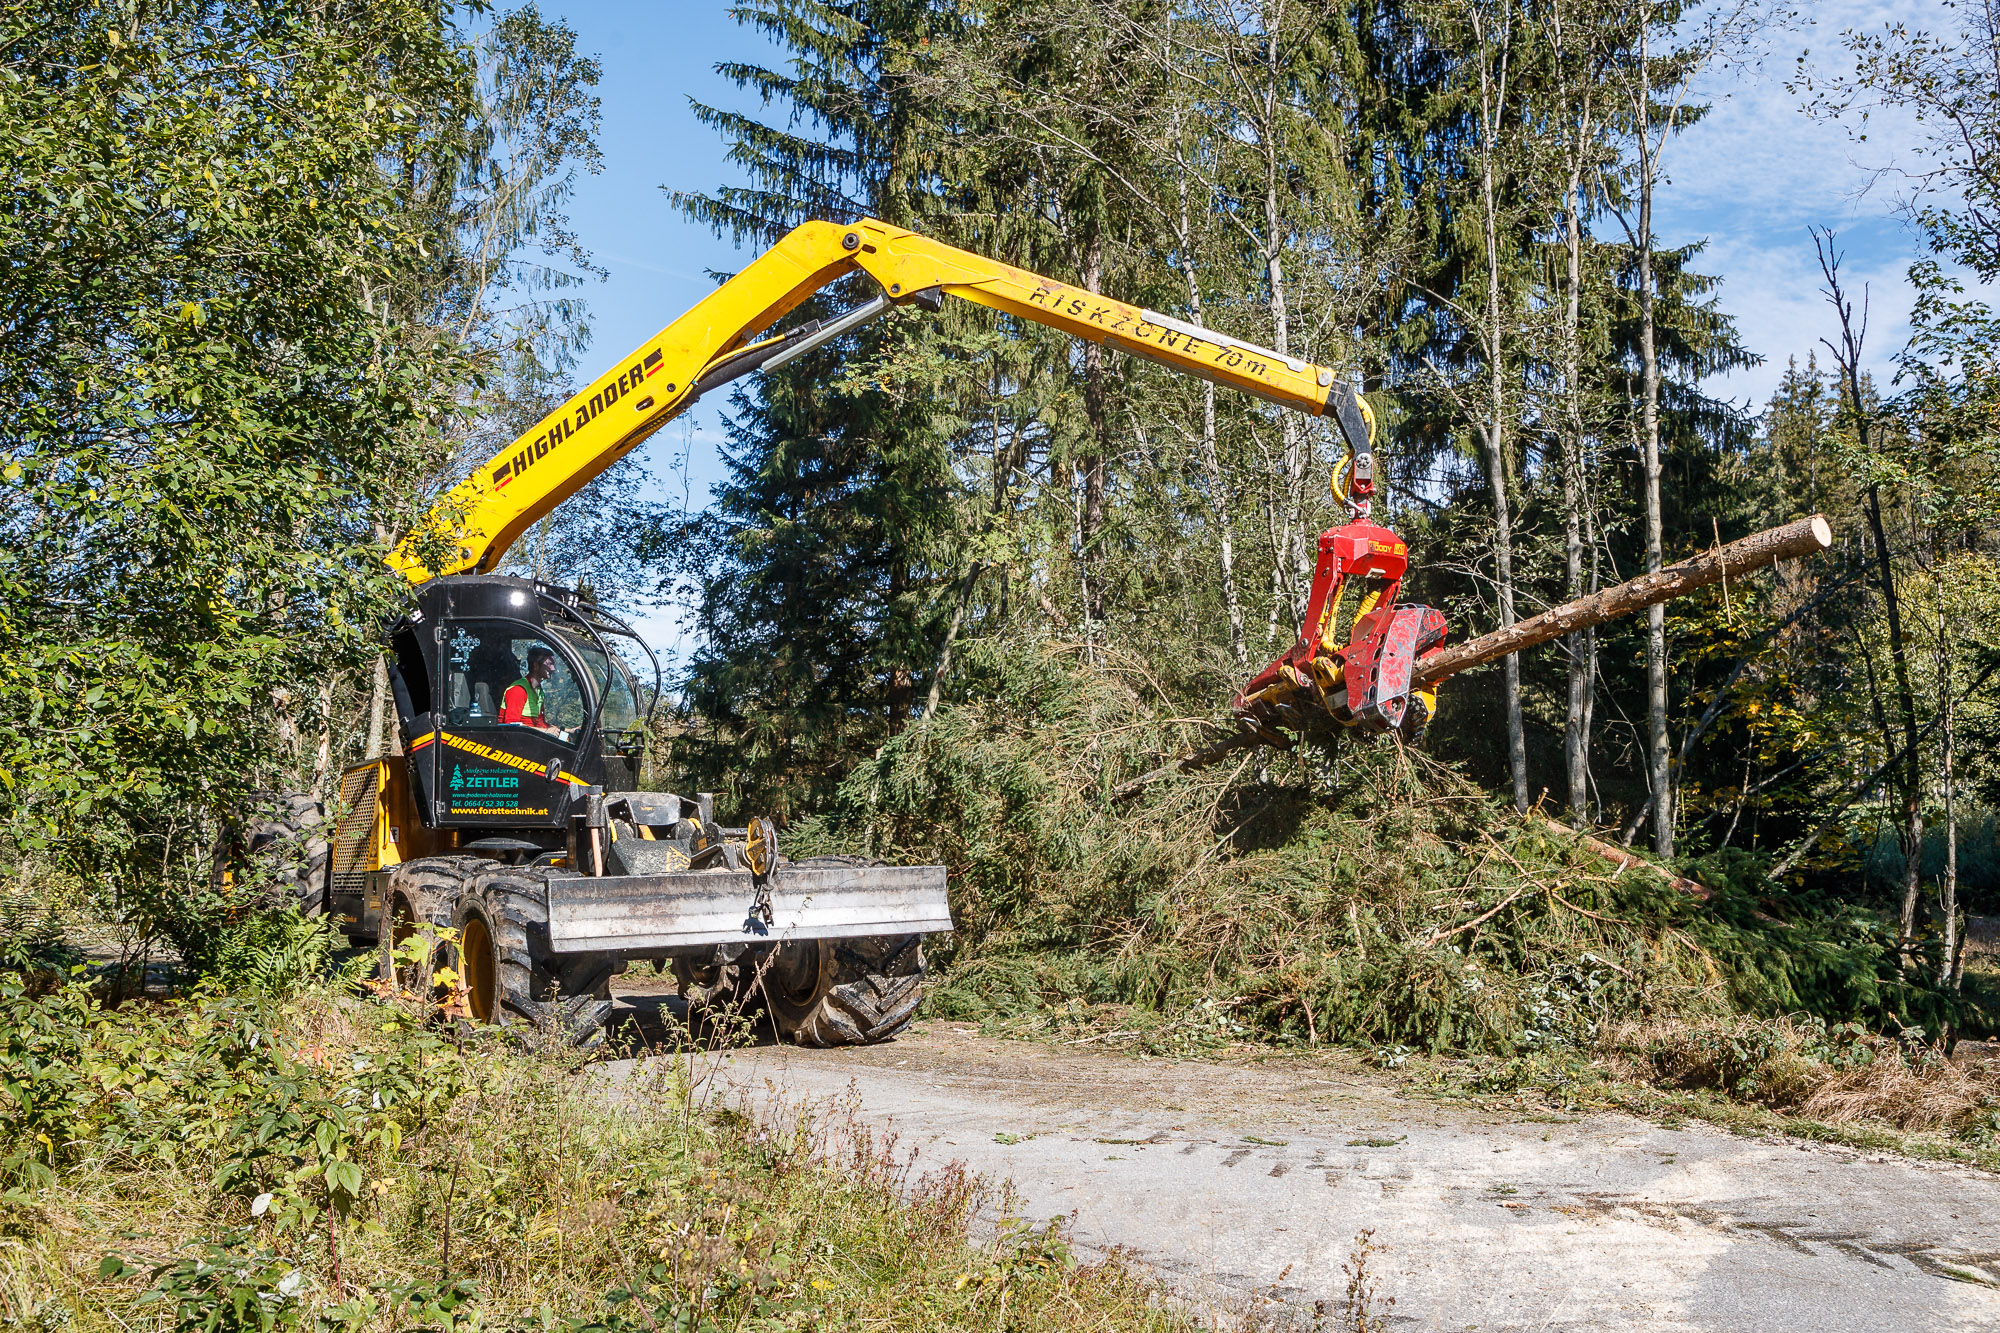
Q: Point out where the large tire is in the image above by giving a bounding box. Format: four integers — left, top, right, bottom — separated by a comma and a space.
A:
760, 934, 927, 1046
217, 792, 329, 916
379, 855, 488, 989
455, 867, 615, 1048
757, 855, 927, 1046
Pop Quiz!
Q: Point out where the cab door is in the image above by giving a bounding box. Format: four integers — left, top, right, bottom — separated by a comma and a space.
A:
427, 619, 591, 829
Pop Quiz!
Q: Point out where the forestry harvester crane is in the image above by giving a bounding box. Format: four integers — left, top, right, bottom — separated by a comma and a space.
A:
278, 217, 1401, 1047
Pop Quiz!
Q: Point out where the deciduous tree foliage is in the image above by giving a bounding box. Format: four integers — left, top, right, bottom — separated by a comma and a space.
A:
0, 1, 602, 947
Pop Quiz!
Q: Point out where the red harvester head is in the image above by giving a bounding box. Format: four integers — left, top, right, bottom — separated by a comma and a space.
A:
1230, 447, 1446, 749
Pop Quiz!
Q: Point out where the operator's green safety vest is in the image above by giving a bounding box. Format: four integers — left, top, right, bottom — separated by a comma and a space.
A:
502, 676, 542, 725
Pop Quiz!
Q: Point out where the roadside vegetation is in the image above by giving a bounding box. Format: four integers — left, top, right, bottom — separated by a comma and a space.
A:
0, 915, 1199, 1333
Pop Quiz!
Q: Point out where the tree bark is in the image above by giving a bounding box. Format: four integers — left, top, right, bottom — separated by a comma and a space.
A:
1580, 486, 1602, 820
1176, 154, 1246, 668
1937, 567, 1958, 990
1864, 482, 1925, 959
1080, 229, 1109, 628
311, 677, 335, 802
365, 653, 389, 760
365, 522, 395, 762
1472, 2, 1528, 811
1560, 112, 1595, 824
920, 562, 986, 723
1412, 516, 1834, 688
1260, 14, 1308, 631
1636, 21, 1672, 855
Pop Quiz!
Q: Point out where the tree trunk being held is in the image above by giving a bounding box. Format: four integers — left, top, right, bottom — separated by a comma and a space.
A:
1112, 516, 1835, 803
1411, 516, 1834, 688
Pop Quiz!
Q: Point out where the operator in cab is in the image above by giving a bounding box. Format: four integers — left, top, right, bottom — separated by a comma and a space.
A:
500, 646, 571, 741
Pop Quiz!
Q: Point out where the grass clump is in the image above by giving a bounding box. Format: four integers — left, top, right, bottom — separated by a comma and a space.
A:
1600, 1014, 2000, 1138
0, 970, 1192, 1333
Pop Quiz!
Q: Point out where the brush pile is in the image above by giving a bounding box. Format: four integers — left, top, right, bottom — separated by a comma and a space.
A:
788, 637, 1969, 1055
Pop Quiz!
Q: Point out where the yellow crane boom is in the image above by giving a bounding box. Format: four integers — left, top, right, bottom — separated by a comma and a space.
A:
391, 217, 1375, 582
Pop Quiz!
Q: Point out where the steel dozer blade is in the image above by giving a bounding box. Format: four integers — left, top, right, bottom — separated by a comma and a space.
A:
546, 861, 951, 954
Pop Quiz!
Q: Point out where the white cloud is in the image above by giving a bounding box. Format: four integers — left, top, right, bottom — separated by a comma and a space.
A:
1658, 1, 1937, 226
1650, 0, 1969, 406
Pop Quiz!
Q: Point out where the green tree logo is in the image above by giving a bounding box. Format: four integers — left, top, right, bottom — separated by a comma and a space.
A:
450, 764, 464, 792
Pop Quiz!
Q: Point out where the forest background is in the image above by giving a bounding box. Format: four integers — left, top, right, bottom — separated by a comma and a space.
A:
4, 0, 1999, 1054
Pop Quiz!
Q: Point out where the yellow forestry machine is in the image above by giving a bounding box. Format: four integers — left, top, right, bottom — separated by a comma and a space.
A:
231, 217, 1386, 1047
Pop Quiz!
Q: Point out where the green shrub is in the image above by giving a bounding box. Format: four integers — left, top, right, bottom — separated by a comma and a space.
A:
0, 974, 1191, 1333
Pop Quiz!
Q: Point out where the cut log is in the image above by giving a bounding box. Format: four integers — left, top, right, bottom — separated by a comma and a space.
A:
1110, 515, 1833, 802
1410, 514, 1832, 690
1533, 816, 1711, 901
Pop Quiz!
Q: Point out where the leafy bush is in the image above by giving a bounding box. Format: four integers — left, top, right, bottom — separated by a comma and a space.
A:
0, 976, 1191, 1332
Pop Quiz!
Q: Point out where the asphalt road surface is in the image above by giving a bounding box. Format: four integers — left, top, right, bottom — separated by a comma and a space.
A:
605, 1004, 2000, 1332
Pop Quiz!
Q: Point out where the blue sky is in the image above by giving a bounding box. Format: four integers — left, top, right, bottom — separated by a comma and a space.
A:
542, 0, 1954, 656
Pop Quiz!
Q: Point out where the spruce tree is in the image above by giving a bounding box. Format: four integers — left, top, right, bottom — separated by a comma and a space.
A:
663, 1, 967, 816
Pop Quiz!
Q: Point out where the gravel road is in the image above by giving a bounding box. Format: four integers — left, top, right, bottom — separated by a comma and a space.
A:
606, 1004, 2000, 1331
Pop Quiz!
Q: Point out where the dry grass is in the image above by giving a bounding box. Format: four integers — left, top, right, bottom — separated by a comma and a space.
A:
1799, 1053, 2000, 1134
1598, 1013, 2000, 1138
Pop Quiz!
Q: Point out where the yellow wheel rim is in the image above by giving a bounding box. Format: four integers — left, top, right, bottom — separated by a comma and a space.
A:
747, 816, 777, 877
462, 914, 496, 1024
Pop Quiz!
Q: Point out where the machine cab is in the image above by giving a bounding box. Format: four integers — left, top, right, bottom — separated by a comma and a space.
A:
384, 575, 660, 832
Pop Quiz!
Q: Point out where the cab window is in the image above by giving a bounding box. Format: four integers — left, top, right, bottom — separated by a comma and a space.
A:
441, 622, 586, 741
555, 628, 645, 736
